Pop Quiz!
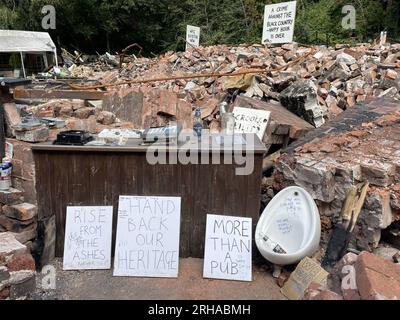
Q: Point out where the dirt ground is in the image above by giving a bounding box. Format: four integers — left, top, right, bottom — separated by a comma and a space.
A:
30, 258, 286, 300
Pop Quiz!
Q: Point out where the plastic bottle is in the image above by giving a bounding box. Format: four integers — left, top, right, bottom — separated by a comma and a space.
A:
0, 159, 12, 190
221, 112, 235, 135
193, 107, 203, 138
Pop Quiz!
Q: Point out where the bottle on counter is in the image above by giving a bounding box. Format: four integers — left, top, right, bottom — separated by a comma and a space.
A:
221, 112, 235, 136
193, 107, 203, 139
219, 101, 235, 135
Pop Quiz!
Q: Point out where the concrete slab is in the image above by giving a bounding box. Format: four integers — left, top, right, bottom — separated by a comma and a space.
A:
32, 258, 286, 300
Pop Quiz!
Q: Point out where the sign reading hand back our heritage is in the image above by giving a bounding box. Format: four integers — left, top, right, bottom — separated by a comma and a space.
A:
113, 196, 181, 278
262, 1, 297, 44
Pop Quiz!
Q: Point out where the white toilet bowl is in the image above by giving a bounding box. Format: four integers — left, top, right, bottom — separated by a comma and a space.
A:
255, 186, 321, 266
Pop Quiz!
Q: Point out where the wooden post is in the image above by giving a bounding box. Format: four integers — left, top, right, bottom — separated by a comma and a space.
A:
20, 52, 26, 78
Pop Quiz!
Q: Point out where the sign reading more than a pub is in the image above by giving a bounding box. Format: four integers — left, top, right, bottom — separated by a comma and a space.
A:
113, 196, 181, 278
233, 107, 271, 140
262, 1, 297, 44
63, 206, 113, 270
203, 214, 252, 282
186, 25, 201, 50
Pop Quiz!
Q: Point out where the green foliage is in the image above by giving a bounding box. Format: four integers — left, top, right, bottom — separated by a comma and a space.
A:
0, 0, 399, 54
9, 53, 21, 69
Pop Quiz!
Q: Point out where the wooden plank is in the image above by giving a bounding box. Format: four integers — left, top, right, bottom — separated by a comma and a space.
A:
13, 88, 105, 100
107, 153, 126, 256
30, 134, 268, 155
53, 152, 72, 257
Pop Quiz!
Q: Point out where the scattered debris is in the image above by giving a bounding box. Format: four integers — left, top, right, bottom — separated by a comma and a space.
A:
281, 257, 329, 300
306, 251, 400, 300
274, 99, 400, 253
0, 232, 36, 300
322, 182, 369, 270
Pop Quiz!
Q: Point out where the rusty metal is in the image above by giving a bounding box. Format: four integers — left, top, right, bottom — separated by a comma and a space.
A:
119, 43, 143, 68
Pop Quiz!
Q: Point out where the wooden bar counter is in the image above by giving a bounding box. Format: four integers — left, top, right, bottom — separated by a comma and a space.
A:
32, 133, 267, 258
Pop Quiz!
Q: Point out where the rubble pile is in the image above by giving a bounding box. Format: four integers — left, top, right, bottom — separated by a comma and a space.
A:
7, 100, 136, 144
83, 42, 400, 128
273, 99, 400, 252
304, 251, 400, 300
0, 232, 36, 300
0, 187, 38, 248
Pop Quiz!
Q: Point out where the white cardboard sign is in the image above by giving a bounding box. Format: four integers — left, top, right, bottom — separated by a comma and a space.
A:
63, 206, 113, 270
262, 1, 297, 44
186, 25, 201, 50
203, 214, 252, 282
233, 107, 271, 140
113, 196, 181, 278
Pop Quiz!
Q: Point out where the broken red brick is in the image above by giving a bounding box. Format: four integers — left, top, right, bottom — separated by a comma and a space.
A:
0, 287, 10, 300
3, 203, 37, 221
355, 252, 400, 300
6, 253, 35, 272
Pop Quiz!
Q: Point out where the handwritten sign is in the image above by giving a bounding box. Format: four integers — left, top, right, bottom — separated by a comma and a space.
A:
262, 1, 297, 44
186, 25, 200, 50
63, 206, 113, 270
203, 214, 252, 282
113, 196, 181, 278
233, 107, 271, 140
281, 257, 328, 300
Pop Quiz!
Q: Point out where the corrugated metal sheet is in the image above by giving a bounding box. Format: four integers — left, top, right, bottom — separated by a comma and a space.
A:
0, 30, 56, 53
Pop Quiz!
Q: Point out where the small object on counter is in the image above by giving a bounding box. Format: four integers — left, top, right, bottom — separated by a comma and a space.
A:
40, 117, 66, 128
141, 124, 182, 143
219, 101, 228, 115
221, 112, 235, 135
53, 130, 93, 146
193, 107, 203, 138
98, 128, 142, 140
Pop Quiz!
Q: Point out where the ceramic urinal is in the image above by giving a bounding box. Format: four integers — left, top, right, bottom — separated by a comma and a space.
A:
255, 186, 321, 266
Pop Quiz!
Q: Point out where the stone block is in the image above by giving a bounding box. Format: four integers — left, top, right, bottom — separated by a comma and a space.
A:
3, 103, 21, 137
360, 159, 395, 187
74, 107, 95, 119
9, 275, 36, 299
0, 266, 10, 282
15, 125, 49, 143
0, 286, 10, 300
0, 188, 24, 205
3, 203, 37, 221
0, 213, 35, 232
11, 222, 37, 244
96, 111, 116, 125
355, 251, 400, 300
0, 233, 27, 265
310, 290, 343, 300
6, 270, 35, 286
6, 253, 35, 272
